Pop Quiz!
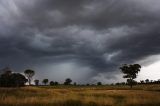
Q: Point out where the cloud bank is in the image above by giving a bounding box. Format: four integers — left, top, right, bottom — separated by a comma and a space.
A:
0, 0, 160, 83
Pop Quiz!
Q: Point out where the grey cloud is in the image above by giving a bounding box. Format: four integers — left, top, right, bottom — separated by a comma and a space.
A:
0, 0, 160, 83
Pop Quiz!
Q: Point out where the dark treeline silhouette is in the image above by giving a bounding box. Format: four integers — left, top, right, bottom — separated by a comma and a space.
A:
0, 64, 160, 88
64, 78, 72, 85
138, 79, 160, 85
97, 82, 102, 85
114, 79, 160, 86
50, 81, 59, 86
0, 67, 27, 87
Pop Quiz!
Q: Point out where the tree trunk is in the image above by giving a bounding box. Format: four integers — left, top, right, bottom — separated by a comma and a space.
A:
130, 84, 132, 88
28, 78, 31, 85
130, 78, 133, 89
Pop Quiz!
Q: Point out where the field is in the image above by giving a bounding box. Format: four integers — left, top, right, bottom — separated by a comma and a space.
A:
0, 85, 160, 106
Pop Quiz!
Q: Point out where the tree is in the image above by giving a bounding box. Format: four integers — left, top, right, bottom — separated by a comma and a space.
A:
0, 71, 27, 87
50, 81, 54, 86
34, 80, 39, 86
42, 79, 49, 85
145, 79, 149, 84
86, 83, 90, 86
10, 73, 28, 87
140, 80, 144, 84
73, 82, 77, 86
120, 64, 141, 88
50, 81, 59, 86
97, 82, 102, 85
54, 81, 59, 85
64, 78, 72, 85
121, 82, 126, 85
24, 69, 35, 85
127, 79, 137, 86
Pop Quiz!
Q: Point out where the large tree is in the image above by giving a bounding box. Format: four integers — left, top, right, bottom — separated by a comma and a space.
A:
120, 64, 141, 88
0, 71, 27, 87
24, 69, 35, 85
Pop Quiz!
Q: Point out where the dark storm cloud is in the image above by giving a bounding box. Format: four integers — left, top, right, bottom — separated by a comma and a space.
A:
0, 0, 160, 83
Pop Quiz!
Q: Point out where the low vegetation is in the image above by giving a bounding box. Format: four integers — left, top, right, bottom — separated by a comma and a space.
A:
0, 85, 160, 106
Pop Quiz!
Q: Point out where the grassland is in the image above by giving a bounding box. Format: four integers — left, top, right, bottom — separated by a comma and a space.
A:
0, 84, 160, 106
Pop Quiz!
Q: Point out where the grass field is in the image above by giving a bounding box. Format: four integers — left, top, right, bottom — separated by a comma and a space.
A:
0, 85, 160, 106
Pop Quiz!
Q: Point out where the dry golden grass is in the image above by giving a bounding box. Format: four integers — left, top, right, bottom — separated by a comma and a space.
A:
0, 85, 160, 106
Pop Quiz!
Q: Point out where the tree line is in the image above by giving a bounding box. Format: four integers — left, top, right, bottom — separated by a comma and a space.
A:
0, 67, 74, 87
0, 64, 160, 88
34, 78, 72, 86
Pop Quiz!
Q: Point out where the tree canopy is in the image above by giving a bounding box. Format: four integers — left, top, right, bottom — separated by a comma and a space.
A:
64, 78, 72, 85
0, 71, 27, 87
42, 79, 49, 85
120, 64, 141, 88
24, 69, 35, 85
34, 80, 39, 86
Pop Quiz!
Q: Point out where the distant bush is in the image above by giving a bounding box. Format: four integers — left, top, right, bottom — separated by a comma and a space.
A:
42, 79, 49, 85
64, 78, 72, 85
50, 81, 54, 86
73, 82, 77, 86
97, 82, 102, 85
50, 81, 59, 86
34, 80, 39, 86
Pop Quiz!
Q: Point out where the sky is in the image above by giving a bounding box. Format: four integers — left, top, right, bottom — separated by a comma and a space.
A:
0, 0, 160, 84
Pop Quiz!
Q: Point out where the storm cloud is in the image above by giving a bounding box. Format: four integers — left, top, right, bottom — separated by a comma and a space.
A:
0, 0, 160, 83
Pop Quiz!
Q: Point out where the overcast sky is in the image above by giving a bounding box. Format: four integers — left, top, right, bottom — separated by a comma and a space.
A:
0, 0, 160, 84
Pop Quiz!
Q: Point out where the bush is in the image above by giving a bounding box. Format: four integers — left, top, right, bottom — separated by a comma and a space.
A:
0, 71, 27, 87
